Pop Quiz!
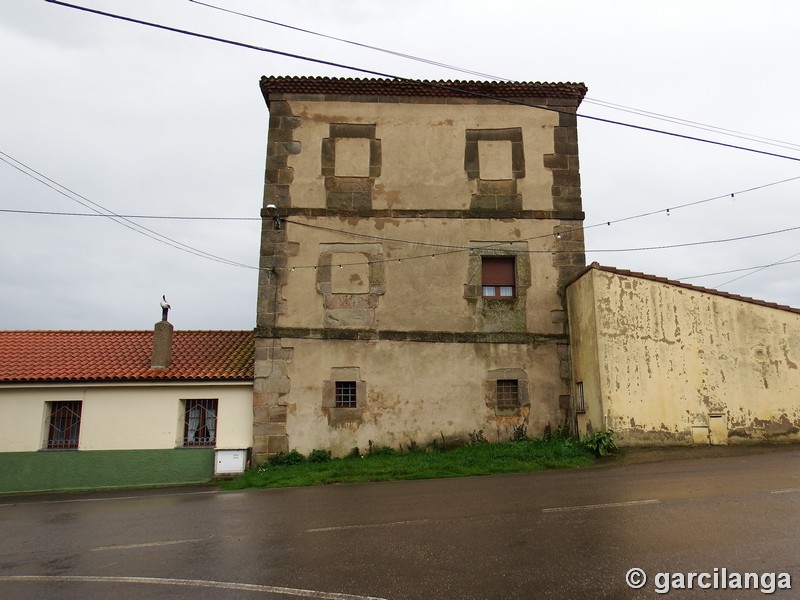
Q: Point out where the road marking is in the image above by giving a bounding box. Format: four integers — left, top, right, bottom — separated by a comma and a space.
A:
770, 487, 800, 494
308, 519, 431, 533
92, 538, 203, 551
542, 499, 660, 513
0, 575, 389, 600
0, 490, 218, 508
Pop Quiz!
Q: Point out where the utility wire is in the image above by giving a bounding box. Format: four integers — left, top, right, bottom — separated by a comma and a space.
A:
190, 0, 800, 154
5, 170, 800, 267
0, 151, 258, 270
187, 0, 504, 81
0, 208, 259, 221
714, 250, 800, 288
680, 259, 800, 281
45, 0, 800, 164
6, 176, 800, 255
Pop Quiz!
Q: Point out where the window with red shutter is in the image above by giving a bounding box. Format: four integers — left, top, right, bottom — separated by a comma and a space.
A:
481, 257, 516, 298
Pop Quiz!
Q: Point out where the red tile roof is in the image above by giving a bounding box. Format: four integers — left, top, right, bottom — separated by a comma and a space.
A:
572, 263, 800, 316
260, 76, 587, 101
0, 330, 254, 384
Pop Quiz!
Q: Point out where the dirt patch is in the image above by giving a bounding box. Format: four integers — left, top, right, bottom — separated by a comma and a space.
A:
594, 442, 800, 468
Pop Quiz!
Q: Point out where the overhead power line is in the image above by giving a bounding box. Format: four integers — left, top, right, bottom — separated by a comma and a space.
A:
6, 171, 800, 255
45, 0, 800, 163
189, 0, 800, 155
6, 162, 800, 273
714, 249, 800, 288
0, 151, 258, 271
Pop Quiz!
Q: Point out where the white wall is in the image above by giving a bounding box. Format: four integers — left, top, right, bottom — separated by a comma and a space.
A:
0, 383, 253, 452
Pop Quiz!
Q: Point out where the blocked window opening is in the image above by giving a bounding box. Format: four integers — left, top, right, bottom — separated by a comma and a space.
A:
496, 380, 519, 408
482, 256, 516, 298
335, 381, 357, 408
46, 401, 82, 449
183, 399, 218, 447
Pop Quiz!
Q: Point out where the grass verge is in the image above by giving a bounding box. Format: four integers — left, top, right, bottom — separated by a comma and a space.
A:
220, 437, 596, 490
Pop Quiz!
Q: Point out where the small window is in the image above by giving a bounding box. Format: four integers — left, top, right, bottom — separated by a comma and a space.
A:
335, 381, 357, 408
482, 257, 515, 298
46, 401, 82, 449
576, 382, 585, 412
183, 399, 218, 447
496, 380, 519, 408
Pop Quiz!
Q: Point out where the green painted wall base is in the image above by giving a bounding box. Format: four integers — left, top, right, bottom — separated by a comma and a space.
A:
0, 449, 215, 494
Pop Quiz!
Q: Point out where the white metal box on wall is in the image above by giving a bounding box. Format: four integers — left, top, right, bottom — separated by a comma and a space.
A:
214, 449, 248, 476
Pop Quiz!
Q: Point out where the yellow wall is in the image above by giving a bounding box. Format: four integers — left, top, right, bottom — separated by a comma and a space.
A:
567, 268, 800, 445
566, 270, 603, 436
286, 101, 558, 211
282, 338, 564, 456
282, 217, 564, 334
0, 383, 253, 452
254, 91, 582, 461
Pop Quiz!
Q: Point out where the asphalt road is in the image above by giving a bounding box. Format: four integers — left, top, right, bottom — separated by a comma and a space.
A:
1, 446, 799, 599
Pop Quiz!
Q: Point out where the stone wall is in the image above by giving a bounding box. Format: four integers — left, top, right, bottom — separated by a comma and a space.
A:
254, 83, 586, 460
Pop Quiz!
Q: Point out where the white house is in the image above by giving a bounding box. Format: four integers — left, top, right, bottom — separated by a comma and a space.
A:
0, 321, 253, 494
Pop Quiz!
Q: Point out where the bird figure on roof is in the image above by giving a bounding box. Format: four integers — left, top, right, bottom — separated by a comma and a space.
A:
160, 295, 170, 322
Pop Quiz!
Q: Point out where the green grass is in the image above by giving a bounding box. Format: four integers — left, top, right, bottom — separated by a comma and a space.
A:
220, 438, 596, 490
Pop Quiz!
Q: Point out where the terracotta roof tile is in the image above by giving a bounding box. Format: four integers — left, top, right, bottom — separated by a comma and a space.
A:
0, 330, 254, 383
572, 263, 800, 316
260, 76, 587, 102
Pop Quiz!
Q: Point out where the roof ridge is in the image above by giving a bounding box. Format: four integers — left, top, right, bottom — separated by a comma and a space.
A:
584, 263, 800, 315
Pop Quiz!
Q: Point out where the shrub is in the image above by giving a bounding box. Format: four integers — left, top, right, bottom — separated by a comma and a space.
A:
510, 422, 528, 442
581, 430, 617, 457
469, 429, 488, 445
307, 449, 332, 463
269, 449, 306, 466
367, 440, 396, 456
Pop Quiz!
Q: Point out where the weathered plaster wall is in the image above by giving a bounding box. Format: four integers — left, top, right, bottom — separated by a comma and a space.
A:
254, 89, 585, 461
568, 268, 800, 445
566, 270, 603, 436
285, 101, 559, 211
0, 383, 253, 452
282, 338, 565, 457
280, 218, 564, 334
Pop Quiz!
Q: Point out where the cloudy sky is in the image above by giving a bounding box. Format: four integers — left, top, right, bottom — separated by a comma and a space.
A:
2, 0, 799, 331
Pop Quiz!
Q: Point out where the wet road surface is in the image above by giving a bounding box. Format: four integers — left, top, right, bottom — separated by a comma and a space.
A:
1, 445, 799, 599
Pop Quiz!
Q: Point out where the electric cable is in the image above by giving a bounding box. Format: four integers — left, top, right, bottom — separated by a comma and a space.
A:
189, 0, 800, 154
0, 152, 259, 271
44, 0, 800, 164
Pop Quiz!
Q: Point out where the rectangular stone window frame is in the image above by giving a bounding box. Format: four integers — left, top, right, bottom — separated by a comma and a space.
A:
464, 243, 530, 302
323, 367, 366, 424
464, 128, 525, 181
485, 369, 529, 415
321, 123, 381, 210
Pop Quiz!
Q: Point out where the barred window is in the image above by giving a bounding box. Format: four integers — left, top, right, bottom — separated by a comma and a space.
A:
496, 380, 519, 408
183, 399, 218, 447
335, 381, 357, 408
576, 382, 585, 412
46, 401, 82, 449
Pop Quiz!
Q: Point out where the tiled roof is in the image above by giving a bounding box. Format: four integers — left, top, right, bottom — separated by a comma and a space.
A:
573, 263, 800, 316
260, 76, 587, 101
0, 330, 254, 384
